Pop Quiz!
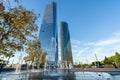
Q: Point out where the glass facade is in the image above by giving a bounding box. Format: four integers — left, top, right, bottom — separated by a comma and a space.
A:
60, 22, 73, 66
39, 2, 58, 66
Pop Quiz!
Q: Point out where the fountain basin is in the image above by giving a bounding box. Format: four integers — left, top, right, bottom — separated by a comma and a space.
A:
0, 68, 120, 80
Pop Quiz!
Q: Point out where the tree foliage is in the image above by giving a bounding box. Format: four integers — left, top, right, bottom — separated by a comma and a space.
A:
102, 52, 120, 65
115, 52, 120, 64
0, 1, 38, 58
103, 56, 114, 64
23, 40, 46, 67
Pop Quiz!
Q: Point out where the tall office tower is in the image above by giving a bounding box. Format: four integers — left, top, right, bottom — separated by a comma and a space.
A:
60, 22, 73, 66
39, 2, 58, 66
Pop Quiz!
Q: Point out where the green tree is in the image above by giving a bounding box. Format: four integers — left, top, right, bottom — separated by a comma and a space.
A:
115, 52, 120, 64
103, 56, 114, 64
0, 1, 38, 58
24, 40, 46, 68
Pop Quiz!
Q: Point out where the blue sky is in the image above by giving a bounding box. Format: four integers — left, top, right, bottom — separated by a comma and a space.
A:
8, 0, 120, 63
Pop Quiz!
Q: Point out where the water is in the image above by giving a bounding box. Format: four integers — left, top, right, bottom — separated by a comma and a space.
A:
44, 55, 48, 71
15, 53, 23, 73
75, 72, 111, 80
0, 69, 120, 80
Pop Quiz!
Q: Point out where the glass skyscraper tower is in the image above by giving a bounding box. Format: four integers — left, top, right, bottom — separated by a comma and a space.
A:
60, 22, 73, 66
39, 2, 58, 66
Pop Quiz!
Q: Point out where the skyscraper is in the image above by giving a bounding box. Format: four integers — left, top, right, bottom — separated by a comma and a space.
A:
60, 22, 73, 67
39, 2, 58, 66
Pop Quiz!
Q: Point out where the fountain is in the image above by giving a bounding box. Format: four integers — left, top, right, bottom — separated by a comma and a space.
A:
69, 62, 73, 69
15, 53, 23, 73
0, 39, 120, 80
51, 37, 55, 51
0, 48, 120, 80
44, 54, 48, 71
1, 58, 120, 80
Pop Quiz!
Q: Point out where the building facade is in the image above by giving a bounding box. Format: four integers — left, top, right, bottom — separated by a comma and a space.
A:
39, 2, 58, 66
60, 22, 73, 67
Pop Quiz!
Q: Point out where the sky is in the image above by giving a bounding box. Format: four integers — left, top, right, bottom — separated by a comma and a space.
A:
7, 0, 120, 64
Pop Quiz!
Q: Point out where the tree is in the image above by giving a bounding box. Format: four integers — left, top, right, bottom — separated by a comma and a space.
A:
115, 52, 120, 64
0, 1, 38, 58
103, 56, 113, 64
24, 40, 46, 69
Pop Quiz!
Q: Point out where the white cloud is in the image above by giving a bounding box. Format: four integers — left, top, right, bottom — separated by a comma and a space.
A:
95, 32, 120, 46
71, 40, 81, 45
113, 32, 120, 37
84, 42, 96, 46
95, 38, 120, 46
78, 47, 89, 55
71, 32, 120, 63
